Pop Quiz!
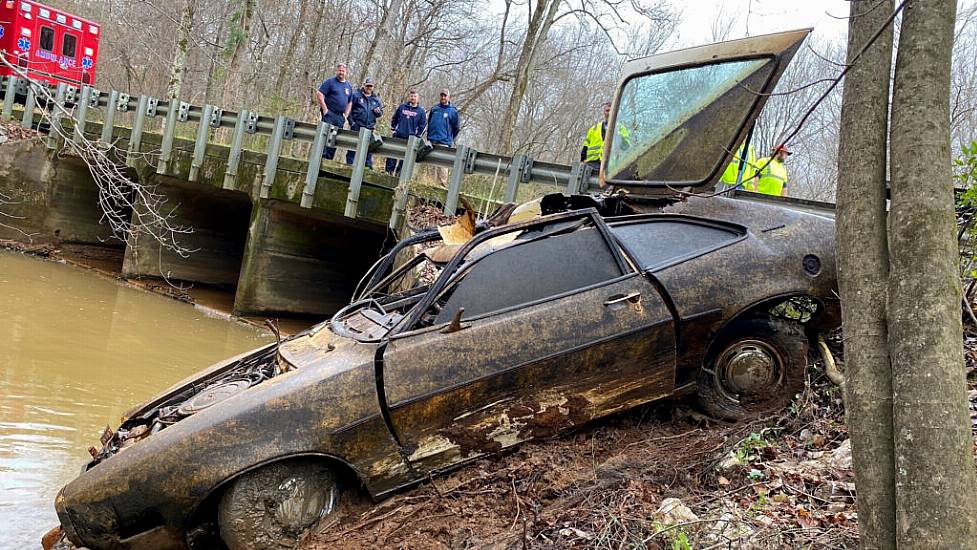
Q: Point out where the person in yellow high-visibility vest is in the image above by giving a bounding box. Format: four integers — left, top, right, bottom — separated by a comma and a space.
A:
718, 143, 759, 192
755, 144, 791, 196
580, 102, 630, 169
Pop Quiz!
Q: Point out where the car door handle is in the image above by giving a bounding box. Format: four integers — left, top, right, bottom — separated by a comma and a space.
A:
604, 292, 641, 306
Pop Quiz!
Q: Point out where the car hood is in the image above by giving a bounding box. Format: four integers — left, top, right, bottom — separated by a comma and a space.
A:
88, 324, 366, 466
605, 28, 810, 195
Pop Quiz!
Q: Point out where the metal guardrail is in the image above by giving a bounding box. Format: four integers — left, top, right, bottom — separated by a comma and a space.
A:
0, 75, 838, 228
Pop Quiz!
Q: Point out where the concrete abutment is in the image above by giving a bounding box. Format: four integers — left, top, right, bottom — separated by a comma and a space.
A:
233, 200, 389, 316
121, 177, 252, 287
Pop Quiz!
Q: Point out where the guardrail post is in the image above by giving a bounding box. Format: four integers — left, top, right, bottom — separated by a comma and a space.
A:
189, 104, 214, 182
565, 163, 584, 195
99, 89, 119, 145
72, 86, 92, 146
581, 164, 596, 192
389, 135, 420, 231
47, 83, 67, 150
20, 82, 36, 129
504, 154, 527, 203
223, 109, 250, 190
344, 127, 373, 218
444, 145, 475, 214
258, 115, 288, 199
301, 120, 329, 207
126, 95, 150, 167
157, 99, 184, 174
2, 76, 17, 120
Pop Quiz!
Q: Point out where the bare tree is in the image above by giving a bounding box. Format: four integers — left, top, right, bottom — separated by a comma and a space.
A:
836, 2, 896, 548
888, 0, 977, 544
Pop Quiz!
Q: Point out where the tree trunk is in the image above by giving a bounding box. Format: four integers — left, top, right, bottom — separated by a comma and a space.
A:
836, 2, 896, 549
889, 0, 977, 546
222, 0, 255, 108
272, 0, 310, 113
496, 0, 561, 153
167, 0, 196, 101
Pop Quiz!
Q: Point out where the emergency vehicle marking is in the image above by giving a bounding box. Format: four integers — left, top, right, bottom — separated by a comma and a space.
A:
81, 56, 92, 70
17, 37, 30, 51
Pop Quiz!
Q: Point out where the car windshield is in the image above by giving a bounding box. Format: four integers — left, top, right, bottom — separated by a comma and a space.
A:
606, 57, 776, 184
330, 230, 449, 341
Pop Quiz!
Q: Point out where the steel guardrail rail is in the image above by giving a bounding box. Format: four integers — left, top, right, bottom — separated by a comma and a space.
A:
0, 75, 840, 226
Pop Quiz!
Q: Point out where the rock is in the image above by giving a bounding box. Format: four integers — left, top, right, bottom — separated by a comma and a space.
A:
656, 497, 699, 525
829, 440, 852, 470
703, 513, 754, 544
827, 501, 847, 513
717, 451, 741, 471
800, 428, 813, 442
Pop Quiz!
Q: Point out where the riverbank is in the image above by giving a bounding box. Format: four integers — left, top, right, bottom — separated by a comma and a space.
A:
0, 239, 317, 335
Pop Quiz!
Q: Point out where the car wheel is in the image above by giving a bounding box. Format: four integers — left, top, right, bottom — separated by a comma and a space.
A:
218, 459, 339, 550
697, 318, 808, 421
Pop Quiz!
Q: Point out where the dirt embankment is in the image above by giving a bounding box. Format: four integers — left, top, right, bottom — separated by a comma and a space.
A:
302, 338, 855, 549
302, 325, 977, 550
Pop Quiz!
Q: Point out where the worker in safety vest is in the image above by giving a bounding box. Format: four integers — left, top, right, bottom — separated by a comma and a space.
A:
755, 144, 791, 196
580, 102, 630, 170
718, 143, 759, 192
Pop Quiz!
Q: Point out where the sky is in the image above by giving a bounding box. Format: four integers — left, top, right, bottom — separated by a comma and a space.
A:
670, 0, 851, 47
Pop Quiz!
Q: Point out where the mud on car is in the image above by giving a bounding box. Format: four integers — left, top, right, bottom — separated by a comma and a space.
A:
52, 29, 838, 550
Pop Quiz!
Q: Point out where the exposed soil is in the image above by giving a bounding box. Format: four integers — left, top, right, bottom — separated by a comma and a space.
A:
300, 322, 977, 550
301, 338, 853, 549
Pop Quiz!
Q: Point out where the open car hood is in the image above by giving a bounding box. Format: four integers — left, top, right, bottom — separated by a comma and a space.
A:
604, 28, 810, 196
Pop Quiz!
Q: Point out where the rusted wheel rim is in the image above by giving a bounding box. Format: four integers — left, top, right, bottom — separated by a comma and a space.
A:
714, 339, 785, 402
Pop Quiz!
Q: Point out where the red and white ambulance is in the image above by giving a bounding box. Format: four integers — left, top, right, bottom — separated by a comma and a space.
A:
0, 0, 100, 86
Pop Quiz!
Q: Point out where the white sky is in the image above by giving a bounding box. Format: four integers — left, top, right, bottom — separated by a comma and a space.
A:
671, 0, 851, 47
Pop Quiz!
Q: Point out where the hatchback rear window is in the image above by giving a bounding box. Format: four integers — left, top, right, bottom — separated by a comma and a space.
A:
611, 219, 744, 271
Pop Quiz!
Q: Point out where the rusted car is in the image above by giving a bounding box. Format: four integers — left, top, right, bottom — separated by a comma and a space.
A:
54, 29, 838, 550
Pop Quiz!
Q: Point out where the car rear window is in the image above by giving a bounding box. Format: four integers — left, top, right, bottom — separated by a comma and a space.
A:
611, 219, 743, 271
435, 227, 623, 322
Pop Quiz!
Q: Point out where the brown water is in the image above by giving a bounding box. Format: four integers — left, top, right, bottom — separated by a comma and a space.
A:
0, 251, 272, 548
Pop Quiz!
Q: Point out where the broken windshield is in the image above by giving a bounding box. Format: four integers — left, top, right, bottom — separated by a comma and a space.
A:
607, 57, 776, 184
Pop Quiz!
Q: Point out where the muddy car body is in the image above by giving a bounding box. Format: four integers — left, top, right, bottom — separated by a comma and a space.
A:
55, 29, 837, 549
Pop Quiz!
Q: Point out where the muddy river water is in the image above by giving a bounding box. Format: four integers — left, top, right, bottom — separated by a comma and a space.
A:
0, 251, 272, 547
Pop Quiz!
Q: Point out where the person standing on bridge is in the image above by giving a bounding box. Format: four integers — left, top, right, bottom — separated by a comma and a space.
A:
316, 63, 353, 161
426, 88, 461, 185
345, 78, 384, 169
755, 144, 791, 197
385, 89, 426, 175
580, 101, 629, 171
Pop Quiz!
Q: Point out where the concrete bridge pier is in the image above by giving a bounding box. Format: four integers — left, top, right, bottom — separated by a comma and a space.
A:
121, 176, 252, 286
43, 155, 128, 246
233, 199, 389, 316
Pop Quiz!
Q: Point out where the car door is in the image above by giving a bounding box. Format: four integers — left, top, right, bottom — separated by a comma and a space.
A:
380, 213, 676, 475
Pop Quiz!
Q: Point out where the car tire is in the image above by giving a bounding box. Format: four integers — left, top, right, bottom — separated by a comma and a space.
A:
218, 459, 339, 550
696, 318, 808, 421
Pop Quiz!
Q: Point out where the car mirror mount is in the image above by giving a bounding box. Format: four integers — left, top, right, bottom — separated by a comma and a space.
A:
441, 307, 467, 334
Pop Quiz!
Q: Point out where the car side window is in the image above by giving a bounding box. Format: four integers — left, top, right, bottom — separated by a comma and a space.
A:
610, 219, 744, 272
433, 226, 624, 323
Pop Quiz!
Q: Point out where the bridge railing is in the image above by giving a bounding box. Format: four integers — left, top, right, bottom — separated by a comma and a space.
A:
0, 75, 838, 229
0, 75, 605, 229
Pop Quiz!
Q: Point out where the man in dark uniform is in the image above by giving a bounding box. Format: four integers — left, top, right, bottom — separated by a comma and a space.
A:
346, 78, 384, 168
315, 63, 353, 160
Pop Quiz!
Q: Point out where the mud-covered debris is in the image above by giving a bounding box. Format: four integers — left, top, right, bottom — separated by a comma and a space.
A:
656, 497, 699, 525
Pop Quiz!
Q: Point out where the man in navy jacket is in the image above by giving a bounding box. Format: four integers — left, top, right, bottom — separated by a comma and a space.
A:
346, 78, 384, 168
426, 88, 460, 184
427, 89, 460, 147
315, 63, 353, 160
385, 90, 426, 175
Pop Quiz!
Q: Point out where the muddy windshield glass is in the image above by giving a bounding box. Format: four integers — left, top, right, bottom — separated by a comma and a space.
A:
607, 58, 775, 184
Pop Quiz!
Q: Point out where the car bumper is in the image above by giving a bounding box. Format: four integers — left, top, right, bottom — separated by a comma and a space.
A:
55, 487, 185, 550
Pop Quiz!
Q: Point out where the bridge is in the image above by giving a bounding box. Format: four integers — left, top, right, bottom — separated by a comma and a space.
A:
0, 75, 835, 316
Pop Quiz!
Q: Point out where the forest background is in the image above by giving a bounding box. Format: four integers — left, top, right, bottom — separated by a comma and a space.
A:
44, 0, 977, 201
